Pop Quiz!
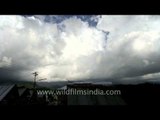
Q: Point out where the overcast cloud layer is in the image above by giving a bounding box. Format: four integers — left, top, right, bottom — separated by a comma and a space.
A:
0, 15, 160, 83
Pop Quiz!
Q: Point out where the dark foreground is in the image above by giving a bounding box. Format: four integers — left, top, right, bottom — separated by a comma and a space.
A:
0, 82, 160, 105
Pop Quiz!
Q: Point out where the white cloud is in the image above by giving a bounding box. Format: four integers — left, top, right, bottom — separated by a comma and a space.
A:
1, 15, 160, 83
0, 56, 12, 68
95, 15, 160, 81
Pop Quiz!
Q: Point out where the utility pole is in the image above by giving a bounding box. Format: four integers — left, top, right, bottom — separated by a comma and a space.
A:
33, 72, 38, 89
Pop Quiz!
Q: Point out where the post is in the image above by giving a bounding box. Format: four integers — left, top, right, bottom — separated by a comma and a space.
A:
33, 72, 38, 89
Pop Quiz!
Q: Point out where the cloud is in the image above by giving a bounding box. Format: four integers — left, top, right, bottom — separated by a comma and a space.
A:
0, 56, 12, 68
95, 15, 160, 81
0, 15, 160, 84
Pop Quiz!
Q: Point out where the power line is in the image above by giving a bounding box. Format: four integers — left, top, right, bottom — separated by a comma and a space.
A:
32, 72, 38, 89
32, 72, 47, 89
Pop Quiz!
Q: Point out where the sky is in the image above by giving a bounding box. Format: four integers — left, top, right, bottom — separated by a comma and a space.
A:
0, 15, 160, 84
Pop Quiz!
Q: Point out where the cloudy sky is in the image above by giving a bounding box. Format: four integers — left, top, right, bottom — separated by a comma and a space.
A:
0, 15, 160, 84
